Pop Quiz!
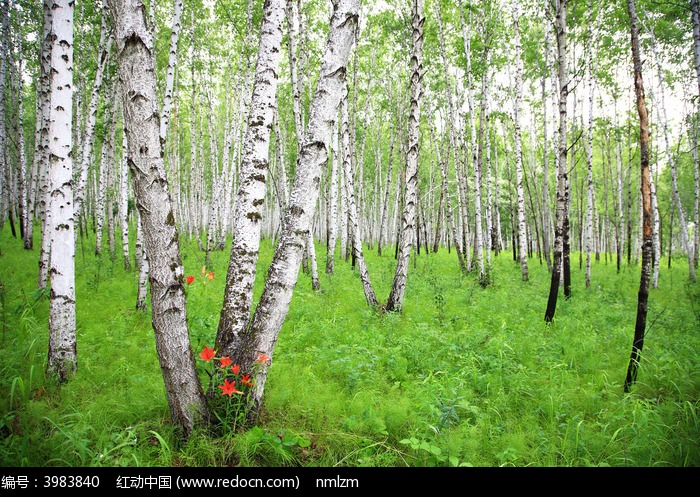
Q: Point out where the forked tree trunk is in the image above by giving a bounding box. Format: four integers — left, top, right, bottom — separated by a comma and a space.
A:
624, 0, 653, 393
215, 0, 286, 361
231, 0, 359, 423
46, 0, 77, 383
107, 0, 209, 437
386, 0, 423, 312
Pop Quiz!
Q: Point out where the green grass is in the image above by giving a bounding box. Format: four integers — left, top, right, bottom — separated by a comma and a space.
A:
1, 225, 698, 467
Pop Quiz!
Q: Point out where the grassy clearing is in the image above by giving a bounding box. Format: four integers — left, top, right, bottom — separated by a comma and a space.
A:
1, 226, 698, 467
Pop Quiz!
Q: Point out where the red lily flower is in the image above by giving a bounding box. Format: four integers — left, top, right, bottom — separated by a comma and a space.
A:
199, 345, 215, 362
231, 364, 240, 375
218, 378, 242, 397
219, 357, 232, 368
256, 353, 271, 365
241, 374, 253, 386
186, 275, 195, 285
206, 271, 215, 281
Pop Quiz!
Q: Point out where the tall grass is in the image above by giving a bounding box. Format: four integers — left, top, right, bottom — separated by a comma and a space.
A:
1, 226, 698, 467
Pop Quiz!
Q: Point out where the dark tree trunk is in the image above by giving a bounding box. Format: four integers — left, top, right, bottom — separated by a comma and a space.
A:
624, 0, 653, 393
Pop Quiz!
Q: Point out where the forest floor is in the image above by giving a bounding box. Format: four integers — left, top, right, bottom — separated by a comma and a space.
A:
1, 226, 698, 467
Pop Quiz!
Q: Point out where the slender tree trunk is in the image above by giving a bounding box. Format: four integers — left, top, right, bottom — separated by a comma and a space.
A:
584, 0, 597, 288
341, 89, 377, 306
649, 28, 695, 282
37, 0, 52, 289
432, 124, 466, 272
512, 0, 528, 282
0, 0, 8, 235
232, 0, 358, 423
387, 0, 423, 313
215, 0, 286, 361
545, 0, 569, 322
135, 211, 149, 310
94, 80, 116, 257
624, 0, 653, 393
378, 112, 397, 256
108, 0, 209, 437
74, 6, 112, 222
46, 0, 77, 383
159, 0, 183, 146
326, 119, 340, 273
119, 124, 131, 270
14, 13, 29, 250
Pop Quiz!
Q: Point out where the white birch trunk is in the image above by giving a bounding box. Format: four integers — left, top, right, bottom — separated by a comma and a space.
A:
94, 82, 115, 257
584, 0, 597, 288
159, 0, 183, 146
649, 28, 695, 282
236, 0, 359, 421
215, 0, 286, 360
432, 124, 466, 271
326, 119, 340, 273
46, 0, 76, 382
37, 0, 52, 289
135, 211, 149, 310
377, 113, 396, 257
387, 0, 423, 312
0, 0, 8, 234
341, 89, 377, 306
14, 14, 29, 250
108, 0, 209, 437
119, 124, 131, 270
512, 0, 528, 281
74, 6, 112, 221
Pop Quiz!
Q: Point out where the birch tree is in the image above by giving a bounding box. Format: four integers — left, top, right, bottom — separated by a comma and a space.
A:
512, 0, 528, 282
215, 0, 286, 361
46, 0, 76, 382
624, 0, 653, 393
228, 0, 359, 422
387, 0, 423, 312
0, 0, 8, 234
159, 0, 183, 146
648, 26, 695, 282
36, 0, 52, 289
107, 0, 209, 437
544, 0, 570, 322
584, 0, 598, 288
74, 5, 112, 222
341, 87, 378, 306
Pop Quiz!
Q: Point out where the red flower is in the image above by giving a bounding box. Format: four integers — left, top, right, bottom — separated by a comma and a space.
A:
186, 275, 195, 285
231, 364, 240, 375
256, 353, 271, 365
219, 356, 232, 368
218, 378, 242, 397
241, 374, 253, 386
206, 271, 215, 281
199, 345, 216, 362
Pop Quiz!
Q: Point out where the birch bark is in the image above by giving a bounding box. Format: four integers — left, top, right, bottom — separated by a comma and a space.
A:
233, 0, 359, 422
46, 0, 77, 382
386, 0, 423, 312
215, 0, 286, 360
107, 0, 209, 436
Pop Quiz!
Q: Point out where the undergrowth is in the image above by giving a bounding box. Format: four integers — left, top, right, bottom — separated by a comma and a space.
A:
0, 226, 698, 467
